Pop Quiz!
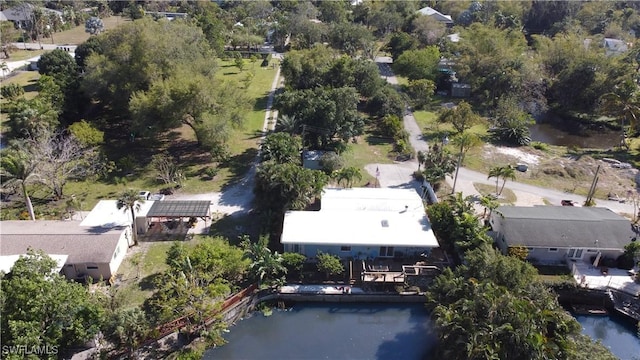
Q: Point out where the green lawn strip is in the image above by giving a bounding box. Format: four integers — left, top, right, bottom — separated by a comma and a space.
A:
3, 49, 45, 61
473, 182, 517, 204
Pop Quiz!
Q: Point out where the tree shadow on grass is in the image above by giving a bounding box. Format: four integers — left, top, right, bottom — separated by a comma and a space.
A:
209, 213, 260, 244
365, 134, 394, 146
138, 272, 163, 291
220, 147, 258, 190
253, 92, 270, 112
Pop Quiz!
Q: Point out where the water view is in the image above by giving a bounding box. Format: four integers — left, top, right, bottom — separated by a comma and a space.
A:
204, 303, 437, 360
205, 303, 640, 360
576, 315, 640, 360
529, 123, 621, 149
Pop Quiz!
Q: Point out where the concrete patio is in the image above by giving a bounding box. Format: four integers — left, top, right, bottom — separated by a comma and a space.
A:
572, 262, 640, 296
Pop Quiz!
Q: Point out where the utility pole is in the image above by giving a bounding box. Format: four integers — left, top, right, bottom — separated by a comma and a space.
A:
585, 164, 601, 206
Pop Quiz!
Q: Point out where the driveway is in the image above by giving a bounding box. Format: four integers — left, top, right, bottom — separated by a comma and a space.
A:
169, 55, 284, 218
371, 58, 638, 215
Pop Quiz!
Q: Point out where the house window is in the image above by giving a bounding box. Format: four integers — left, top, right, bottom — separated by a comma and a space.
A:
379, 246, 394, 257
340, 246, 351, 252
86, 264, 99, 270
549, 248, 558, 252
292, 244, 300, 253
113, 245, 120, 260
587, 249, 598, 253
527, 247, 534, 251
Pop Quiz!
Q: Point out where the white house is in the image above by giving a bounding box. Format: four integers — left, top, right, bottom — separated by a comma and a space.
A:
0, 220, 131, 282
0, 3, 63, 29
281, 188, 439, 259
416, 6, 453, 26
490, 206, 634, 265
81, 199, 155, 236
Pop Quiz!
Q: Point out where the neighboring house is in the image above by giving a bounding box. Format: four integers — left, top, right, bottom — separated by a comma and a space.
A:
490, 206, 635, 265
0, 3, 63, 29
281, 188, 439, 259
416, 6, 454, 26
603, 38, 629, 56
0, 220, 131, 282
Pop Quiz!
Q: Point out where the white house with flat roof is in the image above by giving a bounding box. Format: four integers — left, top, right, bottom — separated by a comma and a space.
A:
81, 199, 155, 236
281, 188, 439, 259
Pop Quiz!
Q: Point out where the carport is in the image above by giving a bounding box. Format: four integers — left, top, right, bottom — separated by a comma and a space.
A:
145, 201, 211, 239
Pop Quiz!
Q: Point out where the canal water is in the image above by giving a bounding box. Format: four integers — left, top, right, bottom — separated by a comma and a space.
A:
529, 123, 621, 149
575, 314, 640, 360
205, 303, 640, 360
204, 303, 437, 360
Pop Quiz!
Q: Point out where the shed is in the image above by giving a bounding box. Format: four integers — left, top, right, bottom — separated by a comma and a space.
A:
81, 200, 154, 236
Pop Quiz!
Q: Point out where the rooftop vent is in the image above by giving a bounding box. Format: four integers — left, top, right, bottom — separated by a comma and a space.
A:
381, 220, 389, 227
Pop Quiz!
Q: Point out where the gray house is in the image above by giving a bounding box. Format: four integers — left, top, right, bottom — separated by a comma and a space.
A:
489, 206, 635, 265
0, 220, 131, 282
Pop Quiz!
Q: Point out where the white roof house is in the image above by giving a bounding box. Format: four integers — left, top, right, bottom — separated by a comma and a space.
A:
80, 199, 154, 228
281, 188, 438, 249
416, 6, 453, 25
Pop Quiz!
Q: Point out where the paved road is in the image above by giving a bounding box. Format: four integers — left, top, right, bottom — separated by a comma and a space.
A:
371, 57, 637, 215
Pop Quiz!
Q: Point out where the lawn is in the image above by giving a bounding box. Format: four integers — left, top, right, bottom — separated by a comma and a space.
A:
46, 16, 128, 45
3, 49, 45, 61
62, 58, 277, 209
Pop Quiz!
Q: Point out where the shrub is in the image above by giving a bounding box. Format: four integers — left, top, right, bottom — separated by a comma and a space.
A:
319, 152, 343, 174
204, 167, 219, 179
530, 141, 548, 151
0, 83, 25, 101
316, 252, 344, 279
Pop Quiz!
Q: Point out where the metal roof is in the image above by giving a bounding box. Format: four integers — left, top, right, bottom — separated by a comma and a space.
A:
146, 200, 211, 218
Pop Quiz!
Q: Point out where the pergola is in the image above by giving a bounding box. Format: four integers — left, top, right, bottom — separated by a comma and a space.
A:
146, 201, 212, 234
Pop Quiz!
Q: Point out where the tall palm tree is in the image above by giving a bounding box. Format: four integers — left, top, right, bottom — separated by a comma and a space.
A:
116, 189, 143, 246
451, 132, 481, 194
488, 166, 502, 196
498, 165, 516, 196
1, 150, 38, 220
479, 194, 499, 220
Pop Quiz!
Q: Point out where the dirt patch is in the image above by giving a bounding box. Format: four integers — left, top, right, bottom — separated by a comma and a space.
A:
483, 144, 638, 198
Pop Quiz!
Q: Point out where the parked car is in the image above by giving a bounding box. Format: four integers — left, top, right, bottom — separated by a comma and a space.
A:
148, 194, 165, 201
561, 200, 576, 206
138, 191, 151, 200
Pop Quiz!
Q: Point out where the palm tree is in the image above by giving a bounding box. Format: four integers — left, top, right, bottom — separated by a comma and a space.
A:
488, 166, 502, 196
451, 132, 481, 194
336, 167, 362, 188
479, 194, 499, 220
498, 165, 516, 196
1, 150, 38, 220
116, 189, 143, 246
274, 114, 300, 134
599, 91, 640, 150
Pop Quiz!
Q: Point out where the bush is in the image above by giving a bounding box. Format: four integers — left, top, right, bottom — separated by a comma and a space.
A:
1, 83, 25, 101
530, 141, 548, 151
203, 167, 219, 179
319, 152, 343, 174
316, 252, 344, 279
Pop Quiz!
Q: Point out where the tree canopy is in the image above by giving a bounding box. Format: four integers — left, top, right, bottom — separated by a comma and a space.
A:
1, 250, 106, 355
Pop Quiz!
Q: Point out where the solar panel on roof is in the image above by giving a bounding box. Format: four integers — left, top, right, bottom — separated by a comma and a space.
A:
146, 201, 211, 218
